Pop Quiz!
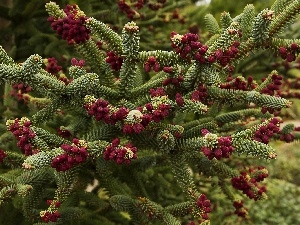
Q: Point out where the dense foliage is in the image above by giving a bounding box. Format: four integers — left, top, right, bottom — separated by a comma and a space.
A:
1, 0, 300, 225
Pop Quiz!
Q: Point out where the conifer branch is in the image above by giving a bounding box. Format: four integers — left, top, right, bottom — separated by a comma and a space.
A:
239, 4, 256, 39
215, 108, 268, 124
269, 0, 300, 37
0, 1, 300, 224
204, 14, 220, 35
271, 0, 292, 15
220, 12, 233, 30
86, 18, 123, 54
252, 9, 274, 45
119, 22, 140, 97
170, 153, 199, 201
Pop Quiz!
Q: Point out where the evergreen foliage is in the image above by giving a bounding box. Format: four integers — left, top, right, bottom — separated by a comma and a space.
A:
0, 0, 300, 224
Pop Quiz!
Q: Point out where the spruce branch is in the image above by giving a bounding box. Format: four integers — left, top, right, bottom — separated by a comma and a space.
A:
68, 65, 87, 79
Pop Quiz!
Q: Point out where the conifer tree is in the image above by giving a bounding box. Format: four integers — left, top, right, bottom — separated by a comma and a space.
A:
0, 0, 300, 224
